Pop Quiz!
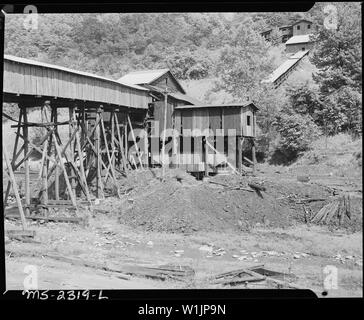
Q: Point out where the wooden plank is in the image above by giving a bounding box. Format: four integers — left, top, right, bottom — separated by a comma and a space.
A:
181, 109, 193, 132
227, 130, 236, 169
223, 107, 241, 136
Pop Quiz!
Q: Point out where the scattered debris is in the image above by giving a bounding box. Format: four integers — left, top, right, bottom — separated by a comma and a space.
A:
211, 267, 266, 286
210, 265, 299, 288
311, 195, 351, 225
248, 182, 266, 192
7, 229, 36, 242
146, 241, 154, 247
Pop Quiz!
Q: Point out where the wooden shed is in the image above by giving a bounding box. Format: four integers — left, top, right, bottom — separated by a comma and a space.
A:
173, 102, 259, 175
174, 102, 258, 137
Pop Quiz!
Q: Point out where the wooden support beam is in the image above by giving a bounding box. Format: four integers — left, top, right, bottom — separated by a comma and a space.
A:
124, 118, 128, 164
4, 110, 23, 208
22, 107, 30, 217
75, 130, 91, 202
100, 116, 118, 187
251, 139, 256, 175
95, 107, 104, 198
237, 137, 242, 173
13, 129, 53, 171
54, 107, 60, 200
127, 114, 144, 169
69, 107, 77, 196
111, 110, 115, 170
205, 139, 239, 175
3, 145, 27, 230
52, 132, 78, 207
114, 113, 128, 175
40, 139, 49, 214
46, 127, 79, 179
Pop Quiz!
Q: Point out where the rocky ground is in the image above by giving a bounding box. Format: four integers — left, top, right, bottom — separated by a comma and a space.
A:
5, 163, 363, 297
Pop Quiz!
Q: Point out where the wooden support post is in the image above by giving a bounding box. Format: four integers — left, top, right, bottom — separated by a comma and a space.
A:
203, 137, 208, 177
127, 114, 144, 169
111, 110, 115, 170
237, 136, 242, 173
114, 113, 128, 175
54, 106, 59, 200
95, 107, 103, 198
4, 110, 23, 209
124, 118, 128, 165
22, 106, 30, 217
252, 138, 256, 175
41, 139, 48, 215
161, 88, 168, 179
69, 107, 77, 196
75, 130, 91, 202
3, 145, 27, 230
52, 132, 77, 207
100, 115, 118, 187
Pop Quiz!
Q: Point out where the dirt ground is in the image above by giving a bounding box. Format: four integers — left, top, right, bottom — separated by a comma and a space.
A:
5, 163, 362, 297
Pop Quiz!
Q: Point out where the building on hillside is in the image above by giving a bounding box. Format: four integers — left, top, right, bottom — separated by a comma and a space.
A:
260, 25, 293, 43
118, 69, 259, 174
260, 18, 314, 44
118, 69, 201, 133
292, 19, 313, 36
285, 34, 314, 54
173, 102, 259, 175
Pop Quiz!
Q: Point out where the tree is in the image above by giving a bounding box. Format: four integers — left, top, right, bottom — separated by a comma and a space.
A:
310, 2, 362, 135
215, 18, 275, 98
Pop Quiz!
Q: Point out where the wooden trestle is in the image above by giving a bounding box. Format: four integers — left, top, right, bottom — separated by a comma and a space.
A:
3, 103, 135, 216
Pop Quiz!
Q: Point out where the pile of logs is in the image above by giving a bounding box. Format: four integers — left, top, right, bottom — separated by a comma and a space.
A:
310, 195, 351, 225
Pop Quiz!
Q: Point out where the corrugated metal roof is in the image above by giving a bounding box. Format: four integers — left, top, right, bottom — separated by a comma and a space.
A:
262, 59, 299, 83
117, 69, 170, 85
285, 34, 313, 45
261, 50, 309, 83
175, 101, 258, 110
4, 54, 148, 91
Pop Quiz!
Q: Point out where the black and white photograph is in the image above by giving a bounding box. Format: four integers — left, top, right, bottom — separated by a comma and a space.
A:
1, 2, 362, 300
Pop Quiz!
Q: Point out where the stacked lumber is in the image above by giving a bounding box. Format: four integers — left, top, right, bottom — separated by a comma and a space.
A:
211, 267, 266, 286
310, 195, 351, 224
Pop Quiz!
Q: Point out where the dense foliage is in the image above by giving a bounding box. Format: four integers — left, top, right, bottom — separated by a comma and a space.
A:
3, 3, 362, 163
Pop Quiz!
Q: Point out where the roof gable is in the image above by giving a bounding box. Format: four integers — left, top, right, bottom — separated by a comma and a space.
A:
292, 19, 313, 26
117, 68, 186, 94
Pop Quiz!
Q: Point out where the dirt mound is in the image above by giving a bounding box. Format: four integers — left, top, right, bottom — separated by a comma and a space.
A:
116, 178, 295, 233
92, 168, 362, 234
93, 168, 361, 234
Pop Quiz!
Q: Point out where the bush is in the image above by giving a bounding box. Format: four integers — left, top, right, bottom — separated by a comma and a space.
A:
270, 113, 321, 164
